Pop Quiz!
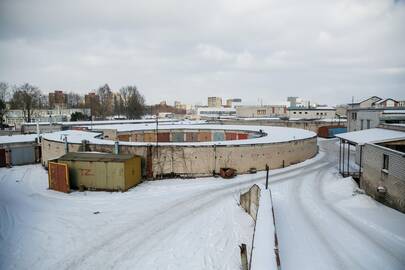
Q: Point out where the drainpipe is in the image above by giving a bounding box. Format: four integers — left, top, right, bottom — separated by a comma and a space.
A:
36, 121, 40, 143
114, 141, 119, 154
63, 135, 68, 154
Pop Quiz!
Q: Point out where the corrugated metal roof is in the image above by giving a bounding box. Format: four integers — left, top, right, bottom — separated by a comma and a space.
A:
335, 128, 405, 146
57, 152, 136, 162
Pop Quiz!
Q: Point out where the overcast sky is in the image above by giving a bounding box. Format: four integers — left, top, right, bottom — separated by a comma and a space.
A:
1, 0, 404, 106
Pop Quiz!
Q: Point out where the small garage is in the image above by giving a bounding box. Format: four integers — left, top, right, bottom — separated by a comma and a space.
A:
51, 152, 142, 192
0, 134, 40, 167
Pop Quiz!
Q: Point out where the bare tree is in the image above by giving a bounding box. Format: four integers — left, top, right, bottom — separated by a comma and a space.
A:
97, 84, 113, 119
119, 85, 145, 119
0, 82, 9, 128
9, 83, 41, 123
67, 92, 84, 108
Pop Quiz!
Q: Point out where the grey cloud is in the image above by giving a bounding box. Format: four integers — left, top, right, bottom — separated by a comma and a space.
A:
0, 0, 404, 105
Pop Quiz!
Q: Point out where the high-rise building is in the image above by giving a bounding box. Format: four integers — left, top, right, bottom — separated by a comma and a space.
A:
208, 97, 222, 108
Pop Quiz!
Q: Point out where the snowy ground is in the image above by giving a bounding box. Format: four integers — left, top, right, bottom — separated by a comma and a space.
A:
1, 139, 405, 270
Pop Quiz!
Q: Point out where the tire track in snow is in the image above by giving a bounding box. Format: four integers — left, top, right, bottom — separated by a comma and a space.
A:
56, 158, 329, 269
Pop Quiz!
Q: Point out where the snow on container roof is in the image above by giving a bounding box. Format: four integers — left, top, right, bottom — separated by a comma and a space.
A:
0, 134, 38, 145
335, 128, 405, 145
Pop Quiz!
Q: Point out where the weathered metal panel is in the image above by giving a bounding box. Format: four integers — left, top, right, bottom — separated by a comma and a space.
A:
57, 154, 141, 191
10, 146, 36, 165
198, 131, 212, 142
317, 126, 329, 138
318, 126, 347, 138
237, 133, 248, 140
225, 132, 237, 140
172, 132, 185, 142
329, 127, 347, 138
186, 132, 198, 142
124, 157, 142, 190
131, 133, 143, 142
157, 132, 170, 142
0, 148, 6, 167
213, 131, 224, 141
48, 162, 70, 193
118, 134, 130, 141
143, 132, 156, 142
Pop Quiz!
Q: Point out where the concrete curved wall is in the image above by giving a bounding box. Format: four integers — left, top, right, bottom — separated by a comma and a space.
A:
41, 130, 318, 178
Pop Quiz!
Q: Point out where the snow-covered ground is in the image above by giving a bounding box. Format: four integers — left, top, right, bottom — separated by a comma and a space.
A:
1, 139, 405, 270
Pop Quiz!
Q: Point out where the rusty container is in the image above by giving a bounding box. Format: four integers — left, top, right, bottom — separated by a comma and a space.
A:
143, 132, 157, 142
186, 132, 198, 142
117, 134, 131, 141
172, 132, 185, 142
198, 131, 212, 142
55, 152, 142, 191
157, 132, 170, 142
237, 133, 248, 140
220, 167, 236, 179
225, 132, 237, 140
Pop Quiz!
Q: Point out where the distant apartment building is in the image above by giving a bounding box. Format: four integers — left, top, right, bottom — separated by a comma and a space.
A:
287, 107, 336, 119
208, 97, 222, 108
225, 98, 242, 108
4, 108, 91, 128
236, 105, 287, 118
49, 90, 68, 108
287, 96, 317, 108
197, 107, 236, 119
347, 96, 405, 132
84, 92, 100, 107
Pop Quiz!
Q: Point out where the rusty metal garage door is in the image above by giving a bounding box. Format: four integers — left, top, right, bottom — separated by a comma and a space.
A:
48, 162, 70, 193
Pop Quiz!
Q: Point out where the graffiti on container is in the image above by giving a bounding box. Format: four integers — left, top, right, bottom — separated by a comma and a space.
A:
80, 168, 94, 176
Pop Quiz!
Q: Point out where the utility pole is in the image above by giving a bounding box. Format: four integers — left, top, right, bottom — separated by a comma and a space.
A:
265, 164, 269, 189
156, 112, 159, 159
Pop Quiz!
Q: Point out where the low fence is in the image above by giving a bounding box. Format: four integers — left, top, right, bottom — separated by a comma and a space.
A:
240, 184, 280, 270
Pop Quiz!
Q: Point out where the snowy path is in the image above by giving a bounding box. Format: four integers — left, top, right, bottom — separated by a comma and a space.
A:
1, 139, 405, 269
273, 139, 405, 270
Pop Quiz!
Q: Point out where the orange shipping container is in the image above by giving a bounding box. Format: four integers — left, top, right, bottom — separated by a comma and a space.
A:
198, 131, 212, 142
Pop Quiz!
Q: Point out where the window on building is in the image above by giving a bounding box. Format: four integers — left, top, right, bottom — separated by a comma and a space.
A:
305, 112, 308, 114
383, 154, 389, 171
293, 112, 296, 114
299, 112, 302, 114
360, 120, 364, 130
367, 119, 371, 129
316, 112, 319, 115
352, 112, 357, 120
257, 109, 266, 115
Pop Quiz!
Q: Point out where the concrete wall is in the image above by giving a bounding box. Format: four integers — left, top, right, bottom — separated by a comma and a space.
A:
42, 136, 318, 178
240, 184, 261, 221
361, 143, 405, 213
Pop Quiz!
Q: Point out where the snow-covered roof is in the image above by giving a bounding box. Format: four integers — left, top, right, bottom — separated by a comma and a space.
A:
42, 124, 316, 146
382, 110, 405, 114
0, 134, 38, 145
22, 119, 178, 126
335, 128, 405, 145
42, 130, 102, 142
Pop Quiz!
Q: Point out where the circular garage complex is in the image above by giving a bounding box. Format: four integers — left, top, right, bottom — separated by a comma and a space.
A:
41, 124, 317, 178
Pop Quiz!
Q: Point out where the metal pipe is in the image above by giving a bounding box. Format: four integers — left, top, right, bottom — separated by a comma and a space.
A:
342, 140, 345, 175
114, 141, 119, 154
339, 139, 342, 173
347, 143, 350, 176
63, 135, 68, 154
359, 145, 363, 178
